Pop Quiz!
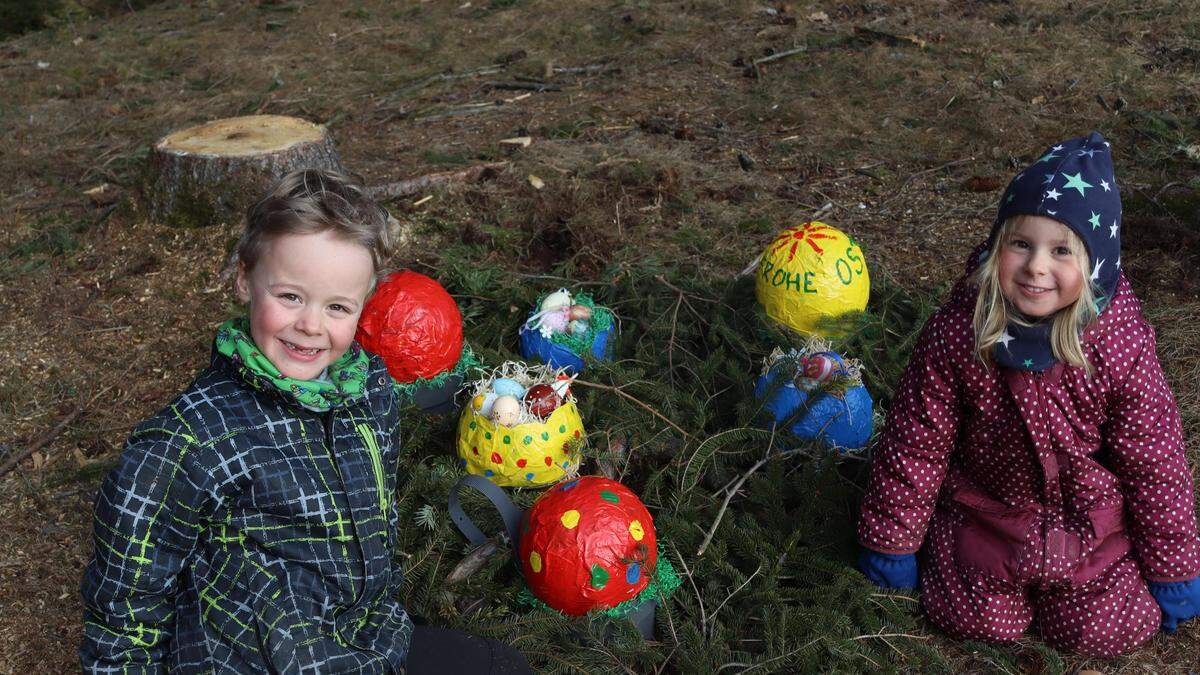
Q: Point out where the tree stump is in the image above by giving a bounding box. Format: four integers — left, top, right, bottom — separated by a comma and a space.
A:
145, 115, 343, 227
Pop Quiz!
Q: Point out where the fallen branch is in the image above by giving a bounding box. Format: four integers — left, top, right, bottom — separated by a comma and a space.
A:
484, 81, 562, 92
697, 447, 814, 558
752, 46, 808, 66
367, 162, 509, 203
0, 407, 83, 479
445, 539, 501, 585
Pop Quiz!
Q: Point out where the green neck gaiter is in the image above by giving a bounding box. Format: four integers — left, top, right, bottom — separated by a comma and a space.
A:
215, 317, 370, 412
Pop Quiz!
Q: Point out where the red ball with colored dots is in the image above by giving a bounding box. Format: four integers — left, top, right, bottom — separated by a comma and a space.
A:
518, 476, 656, 616
355, 270, 463, 382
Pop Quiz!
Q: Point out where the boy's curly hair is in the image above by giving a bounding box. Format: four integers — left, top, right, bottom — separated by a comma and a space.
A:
237, 169, 396, 284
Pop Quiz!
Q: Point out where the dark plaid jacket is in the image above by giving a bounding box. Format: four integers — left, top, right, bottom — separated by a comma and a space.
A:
81, 346, 412, 673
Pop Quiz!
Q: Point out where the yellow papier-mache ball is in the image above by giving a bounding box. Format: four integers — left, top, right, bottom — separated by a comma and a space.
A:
457, 401, 584, 486
755, 221, 869, 335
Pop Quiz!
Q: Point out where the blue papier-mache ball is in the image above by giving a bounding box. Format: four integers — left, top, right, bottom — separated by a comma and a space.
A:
519, 319, 614, 374
753, 352, 874, 451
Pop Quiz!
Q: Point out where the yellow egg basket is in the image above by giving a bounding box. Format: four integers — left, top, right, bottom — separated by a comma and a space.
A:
456, 400, 585, 486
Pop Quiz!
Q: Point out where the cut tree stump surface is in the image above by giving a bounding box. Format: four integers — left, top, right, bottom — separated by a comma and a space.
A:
146, 114, 343, 227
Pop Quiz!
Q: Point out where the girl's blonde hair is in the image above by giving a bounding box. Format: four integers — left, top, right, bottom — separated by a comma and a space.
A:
973, 215, 1099, 374
237, 169, 396, 286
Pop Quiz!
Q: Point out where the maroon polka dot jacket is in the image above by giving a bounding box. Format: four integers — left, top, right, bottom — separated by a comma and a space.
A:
859, 248, 1200, 583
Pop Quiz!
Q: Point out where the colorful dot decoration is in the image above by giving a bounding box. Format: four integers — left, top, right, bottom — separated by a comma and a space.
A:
456, 399, 584, 487
518, 476, 658, 616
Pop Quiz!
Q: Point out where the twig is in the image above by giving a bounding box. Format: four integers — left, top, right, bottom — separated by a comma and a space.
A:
332, 26, 382, 44
752, 46, 808, 66
848, 632, 930, 641
484, 81, 562, 92
367, 162, 509, 202
669, 542, 707, 637
698, 446, 809, 557
572, 379, 689, 439
884, 157, 975, 205
706, 563, 762, 637
0, 407, 83, 479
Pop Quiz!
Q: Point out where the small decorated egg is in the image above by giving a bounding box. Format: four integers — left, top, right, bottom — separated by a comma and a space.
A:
794, 352, 845, 390
541, 289, 573, 313
491, 395, 522, 427
568, 319, 590, 335
471, 392, 498, 418
541, 309, 570, 334
524, 383, 562, 418
568, 304, 592, 321
492, 377, 526, 399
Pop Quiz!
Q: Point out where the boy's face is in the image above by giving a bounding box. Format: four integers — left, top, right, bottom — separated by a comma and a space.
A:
997, 215, 1086, 318
236, 231, 374, 381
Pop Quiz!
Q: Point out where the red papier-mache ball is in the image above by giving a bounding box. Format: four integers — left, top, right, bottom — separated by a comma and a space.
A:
518, 476, 657, 616
355, 270, 463, 382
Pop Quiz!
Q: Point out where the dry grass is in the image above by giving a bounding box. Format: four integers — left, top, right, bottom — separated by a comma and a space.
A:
2, 0, 1199, 670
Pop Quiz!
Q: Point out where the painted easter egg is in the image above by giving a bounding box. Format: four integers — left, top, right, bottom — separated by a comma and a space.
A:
568, 319, 590, 335
471, 392, 498, 418
541, 290, 573, 313
755, 222, 869, 336
569, 304, 592, 321
356, 271, 464, 382
518, 476, 657, 616
492, 377, 526, 399
491, 395, 522, 427
525, 383, 562, 419
794, 352, 846, 391
541, 309, 570, 334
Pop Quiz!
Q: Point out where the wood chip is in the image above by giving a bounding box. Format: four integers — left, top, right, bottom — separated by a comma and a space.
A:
499, 136, 532, 148
527, 174, 545, 190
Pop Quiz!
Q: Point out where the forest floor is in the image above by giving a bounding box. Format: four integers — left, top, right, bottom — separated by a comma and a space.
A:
1, 0, 1199, 672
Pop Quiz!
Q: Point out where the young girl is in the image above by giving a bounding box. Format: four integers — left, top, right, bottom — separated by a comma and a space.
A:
80, 170, 530, 673
857, 132, 1200, 656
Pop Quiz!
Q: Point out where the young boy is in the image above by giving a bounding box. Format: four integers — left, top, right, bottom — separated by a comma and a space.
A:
81, 170, 530, 673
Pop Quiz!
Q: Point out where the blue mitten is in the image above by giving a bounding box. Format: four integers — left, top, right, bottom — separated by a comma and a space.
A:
857, 549, 918, 590
1147, 577, 1200, 633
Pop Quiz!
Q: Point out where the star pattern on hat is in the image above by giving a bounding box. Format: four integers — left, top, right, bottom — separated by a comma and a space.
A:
997, 330, 1014, 350
1088, 212, 1101, 230
1062, 172, 1094, 197
1043, 173, 1055, 185
1100, 179, 1111, 192
1110, 221, 1119, 238
1038, 149, 1061, 163
1078, 148, 1099, 158
1045, 188, 1062, 200
1022, 358, 1034, 368
1091, 258, 1106, 282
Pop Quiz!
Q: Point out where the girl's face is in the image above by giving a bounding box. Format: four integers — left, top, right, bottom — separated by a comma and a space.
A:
997, 215, 1086, 319
236, 230, 374, 380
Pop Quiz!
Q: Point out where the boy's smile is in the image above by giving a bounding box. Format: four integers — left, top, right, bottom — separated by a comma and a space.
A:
997, 215, 1086, 318
236, 230, 375, 381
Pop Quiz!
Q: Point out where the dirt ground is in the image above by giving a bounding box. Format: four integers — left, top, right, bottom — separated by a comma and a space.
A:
2, 0, 1199, 671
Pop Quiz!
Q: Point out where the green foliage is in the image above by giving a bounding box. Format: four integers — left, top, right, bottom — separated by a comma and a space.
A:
391, 254, 944, 672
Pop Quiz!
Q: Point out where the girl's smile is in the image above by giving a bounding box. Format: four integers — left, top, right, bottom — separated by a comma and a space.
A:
997, 215, 1086, 318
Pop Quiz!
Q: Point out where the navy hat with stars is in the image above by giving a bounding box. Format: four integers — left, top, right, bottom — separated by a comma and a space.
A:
983, 131, 1123, 372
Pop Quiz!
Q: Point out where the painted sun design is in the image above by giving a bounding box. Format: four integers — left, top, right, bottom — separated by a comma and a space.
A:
768, 222, 838, 262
